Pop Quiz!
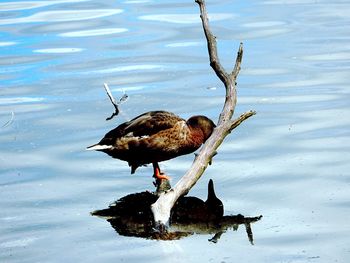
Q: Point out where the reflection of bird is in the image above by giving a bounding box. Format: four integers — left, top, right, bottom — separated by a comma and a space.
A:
87, 110, 216, 180
172, 179, 223, 223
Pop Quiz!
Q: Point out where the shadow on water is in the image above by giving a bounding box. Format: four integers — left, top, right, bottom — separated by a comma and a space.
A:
91, 179, 262, 243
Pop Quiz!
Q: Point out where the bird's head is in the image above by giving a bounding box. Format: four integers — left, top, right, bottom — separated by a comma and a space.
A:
186, 115, 216, 142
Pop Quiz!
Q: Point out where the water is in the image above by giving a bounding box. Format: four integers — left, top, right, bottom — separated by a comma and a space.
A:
1, 0, 349, 262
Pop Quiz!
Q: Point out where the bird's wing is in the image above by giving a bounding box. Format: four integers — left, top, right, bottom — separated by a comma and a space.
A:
123, 111, 183, 137
100, 111, 183, 143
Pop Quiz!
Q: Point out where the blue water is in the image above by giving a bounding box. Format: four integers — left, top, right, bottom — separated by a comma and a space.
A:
1, 0, 350, 262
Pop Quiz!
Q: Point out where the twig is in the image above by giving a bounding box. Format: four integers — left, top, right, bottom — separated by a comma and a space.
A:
103, 83, 128, 121
231, 43, 243, 79
228, 110, 256, 132
2, 111, 15, 128
196, 0, 228, 84
151, 0, 256, 225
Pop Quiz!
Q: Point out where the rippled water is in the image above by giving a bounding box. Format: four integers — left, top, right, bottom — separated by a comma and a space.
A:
1, 0, 349, 262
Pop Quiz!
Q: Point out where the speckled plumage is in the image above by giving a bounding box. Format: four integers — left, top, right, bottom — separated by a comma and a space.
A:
87, 110, 216, 175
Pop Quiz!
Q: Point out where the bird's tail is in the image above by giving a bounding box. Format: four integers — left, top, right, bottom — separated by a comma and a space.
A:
86, 144, 113, 151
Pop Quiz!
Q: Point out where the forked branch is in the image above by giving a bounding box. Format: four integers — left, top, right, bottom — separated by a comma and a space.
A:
151, 0, 256, 225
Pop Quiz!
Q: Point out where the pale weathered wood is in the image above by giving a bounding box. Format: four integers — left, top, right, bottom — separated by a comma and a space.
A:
103, 83, 128, 121
151, 0, 256, 225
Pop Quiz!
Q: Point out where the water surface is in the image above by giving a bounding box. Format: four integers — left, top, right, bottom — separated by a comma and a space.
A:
1, 0, 349, 262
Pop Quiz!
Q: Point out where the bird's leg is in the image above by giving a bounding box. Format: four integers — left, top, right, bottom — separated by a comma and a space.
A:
152, 162, 170, 180
152, 162, 171, 194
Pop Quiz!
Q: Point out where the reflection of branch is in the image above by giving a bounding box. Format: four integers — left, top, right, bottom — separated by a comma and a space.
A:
103, 83, 128, 121
91, 181, 262, 243
151, 0, 256, 225
208, 231, 224, 243
245, 222, 254, 245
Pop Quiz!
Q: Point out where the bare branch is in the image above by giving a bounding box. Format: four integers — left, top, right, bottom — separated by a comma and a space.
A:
104, 83, 116, 106
229, 110, 256, 132
151, 0, 256, 226
196, 0, 228, 83
103, 83, 128, 121
231, 42, 244, 80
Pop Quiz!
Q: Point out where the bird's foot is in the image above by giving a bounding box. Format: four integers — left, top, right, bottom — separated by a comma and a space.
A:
154, 173, 170, 180
153, 168, 170, 180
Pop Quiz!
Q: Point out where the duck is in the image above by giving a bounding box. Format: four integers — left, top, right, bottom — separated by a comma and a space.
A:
87, 110, 216, 180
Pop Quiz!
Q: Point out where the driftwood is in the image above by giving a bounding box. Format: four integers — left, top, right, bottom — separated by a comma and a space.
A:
150, 0, 256, 225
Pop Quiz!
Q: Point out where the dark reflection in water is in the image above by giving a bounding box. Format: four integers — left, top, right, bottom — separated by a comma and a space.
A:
92, 180, 262, 243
